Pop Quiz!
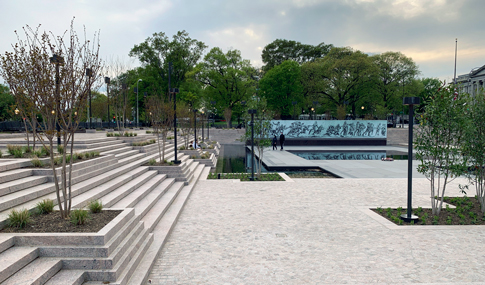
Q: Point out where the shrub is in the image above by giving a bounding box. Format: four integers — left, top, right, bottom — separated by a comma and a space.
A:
8, 208, 31, 228
148, 158, 156, 166
114, 133, 121, 137
106, 132, 114, 137
149, 139, 156, 144
88, 200, 103, 213
33, 149, 42, 157
146, 130, 152, 134
57, 145, 64, 154
41, 146, 50, 156
36, 199, 54, 214
75, 152, 85, 160
0, 150, 2, 158
12, 148, 23, 158
70, 208, 89, 225
23, 146, 32, 153
31, 156, 43, 167
134, 133, 137, 136
52, 156, 61, 166
7, 144, 21, 155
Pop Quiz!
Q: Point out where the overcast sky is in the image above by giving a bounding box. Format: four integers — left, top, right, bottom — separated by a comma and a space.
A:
1, 0, 484, 84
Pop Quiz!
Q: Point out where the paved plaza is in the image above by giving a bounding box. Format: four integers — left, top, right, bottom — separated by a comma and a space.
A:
147, 130, 485, 284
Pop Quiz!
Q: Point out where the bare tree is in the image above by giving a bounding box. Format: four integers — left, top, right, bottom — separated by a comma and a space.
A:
0, 20, 102, 218
147, 96, 173, 163
105, 57, 132, 134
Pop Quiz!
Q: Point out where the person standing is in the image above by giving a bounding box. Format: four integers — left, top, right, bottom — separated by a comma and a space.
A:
272, 135, 277, 150
279, 132, 285, 151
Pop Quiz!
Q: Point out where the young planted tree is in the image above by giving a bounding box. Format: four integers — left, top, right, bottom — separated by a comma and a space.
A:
147, 96, 173, 163
414, 83, 469, 216
242, 98, 273, 178
0, 22, 102, 218
177, 102, 192, 149
461, 91, 485, 212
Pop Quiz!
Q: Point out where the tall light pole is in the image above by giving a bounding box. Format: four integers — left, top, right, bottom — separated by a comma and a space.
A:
86, 68, 93, 129
50, 54, 64, 147
201, 110, 205, 143
136, 79, 142, 128
169, 62, 181, 164
105, 77, 111, 129
401, 97, 420, 223
193, 109, 198, 145
292, 101, 297, 120
248, 109, 257, 181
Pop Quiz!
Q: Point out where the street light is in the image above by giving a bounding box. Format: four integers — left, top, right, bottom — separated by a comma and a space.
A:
136, 79, 142, 128
401, 97, 420, 223
169, 61, 181, 164
292, 101, 297, 120
86, 68, 93, 129
50, 54, 64, 147
105, 77, 111, 129
248, 109, 257, 181
311, 107, 315, 120
201, 110, 205, 143
193, 109, 198, 146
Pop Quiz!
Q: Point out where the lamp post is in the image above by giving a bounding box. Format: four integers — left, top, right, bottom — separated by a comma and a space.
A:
144, 92, 148, 127
86, 68, 93, 129
105, 77, 111, 129
311, 107, 315, 120
201, 110, 204, 143
292, 101, 297, 120
169, 62, 181, 164
136, 79, 142, 128
210, 101, 216, 138
248, 109, 257, 181
401, 97, 420, 223
193, 109, 198, 146
50, 54, 63, 147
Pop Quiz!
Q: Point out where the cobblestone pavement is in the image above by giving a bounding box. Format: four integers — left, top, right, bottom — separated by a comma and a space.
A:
148, 177, 485, 284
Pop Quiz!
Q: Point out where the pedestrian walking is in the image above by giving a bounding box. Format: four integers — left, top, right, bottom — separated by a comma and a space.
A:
279, 132, 285, 151
272, 135, 277, 150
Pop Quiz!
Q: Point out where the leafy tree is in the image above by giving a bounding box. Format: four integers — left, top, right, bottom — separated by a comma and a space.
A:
461, 91, 485, 212
301, 47, 376, 118
259, 60, 302, 118
414, 83, 469, 216
129, 30, 207, 100
90, 91, 107, 123
0, 22, 102, 219
241, 98, 273, 179
147, 96, 173, 163
261, 39, 332, 72
188, 47, 257, 128
415, 77, 441, 113
0, 84, 15, 121
370, 51, 419, 110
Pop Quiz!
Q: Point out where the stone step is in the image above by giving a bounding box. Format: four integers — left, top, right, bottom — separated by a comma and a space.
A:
110, 177, 175, 210
84, 229, 153, 282
0, 168, 33, 184
0, 159, 32, 173
60, 221, 146, 270
0, 246, 39, 283
70, 170, 157, 209
62, 167, 150, 210
78, 142, 129, 155
126, 164, 208, 285
0, 175, 48, 198
114, 149, 140, 160
72, 139, 125, 149
32, 155, 118, 179
44, 270, 85, 285
1, 257, 62, 285
100, 146, 133, 157
101, 172, 166, 208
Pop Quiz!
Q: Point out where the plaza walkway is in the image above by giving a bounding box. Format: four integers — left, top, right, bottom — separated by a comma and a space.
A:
148, 131, 485, 284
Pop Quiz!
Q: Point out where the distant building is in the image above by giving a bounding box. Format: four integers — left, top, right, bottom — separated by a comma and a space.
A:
456, 65, 485, 96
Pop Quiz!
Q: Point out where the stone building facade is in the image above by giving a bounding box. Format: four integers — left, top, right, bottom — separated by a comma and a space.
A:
456, 65, 485, 96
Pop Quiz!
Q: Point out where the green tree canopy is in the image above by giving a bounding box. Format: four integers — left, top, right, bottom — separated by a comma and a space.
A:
259, 60, 302, 118
129, 30, 207, 100
301, 47, 376, 117
261, 39, 333, 72
188, 47, 257, 127
0, 84, 14, 121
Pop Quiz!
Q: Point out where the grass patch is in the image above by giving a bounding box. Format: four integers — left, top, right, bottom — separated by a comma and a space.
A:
70, 209, 90, 225
8, 208, 31, 228
36, 199, 54, 214
88, 200, 103, 213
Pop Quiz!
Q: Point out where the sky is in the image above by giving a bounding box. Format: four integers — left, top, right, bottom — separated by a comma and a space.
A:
1, 0, 484, 84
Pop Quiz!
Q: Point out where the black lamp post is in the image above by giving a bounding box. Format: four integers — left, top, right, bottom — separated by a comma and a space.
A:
105, 77, 111, 129
136, 79, 142, 128
248, 109, 257, 181
86, 68, 93, 129
169, 62, 181, 165
193, 109, 198, 145
210, 101, 216, 138
201, 110, 204, 143
50, 54, 63, 147
401, 96, 420, 223
292, 101, 297, 120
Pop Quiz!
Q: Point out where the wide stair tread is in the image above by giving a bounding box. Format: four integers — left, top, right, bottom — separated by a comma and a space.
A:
44, 270, 85, 285
68, 167, 150, 209
100, 146, 133, 157
0, 176, 48, 197
1, 257, 62, 285
98, 170, 159, 208
0, 246, 38, 283
110, 176, 173, 210
0, 169, 33, 184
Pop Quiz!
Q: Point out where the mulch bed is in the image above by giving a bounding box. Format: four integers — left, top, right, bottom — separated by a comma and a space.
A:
1, 210, 122, 233
372, 196, 485, 225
